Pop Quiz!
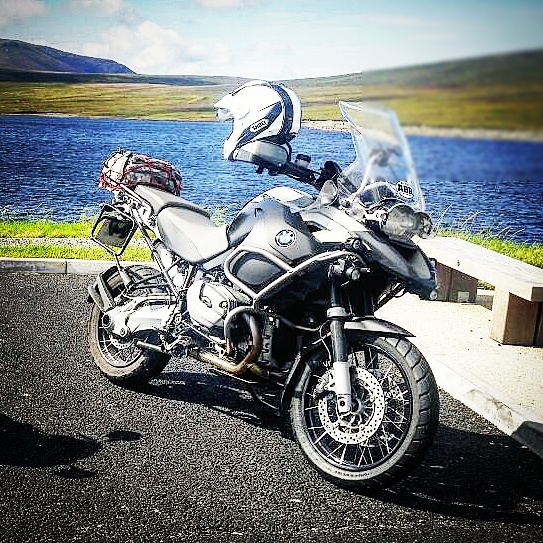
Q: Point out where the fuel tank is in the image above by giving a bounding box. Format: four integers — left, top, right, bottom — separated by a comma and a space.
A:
226, 190, 320, 289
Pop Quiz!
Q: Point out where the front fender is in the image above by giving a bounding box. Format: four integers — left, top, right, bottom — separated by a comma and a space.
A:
345, 317, 413, 338
279, 317, 413, 413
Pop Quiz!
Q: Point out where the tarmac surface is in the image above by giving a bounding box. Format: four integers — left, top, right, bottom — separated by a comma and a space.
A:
377, 292, 543, 458
0, 271, 542, 542
2, 256, 542, 458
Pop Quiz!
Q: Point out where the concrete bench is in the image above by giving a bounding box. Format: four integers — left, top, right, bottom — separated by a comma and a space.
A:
417, 236, 543, 346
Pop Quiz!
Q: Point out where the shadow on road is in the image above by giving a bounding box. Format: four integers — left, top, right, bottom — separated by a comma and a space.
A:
0, 412, 101, 476
374, 424, 543, 525
0, 413, 145, 479
144, 369, 283, 432
145, 368, 543, 525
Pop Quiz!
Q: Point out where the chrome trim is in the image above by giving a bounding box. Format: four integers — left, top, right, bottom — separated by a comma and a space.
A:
223, 247, 363, 301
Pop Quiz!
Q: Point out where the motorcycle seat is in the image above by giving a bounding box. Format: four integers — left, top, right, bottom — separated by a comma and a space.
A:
135, 185, 210, 217
135, 185, 229, 264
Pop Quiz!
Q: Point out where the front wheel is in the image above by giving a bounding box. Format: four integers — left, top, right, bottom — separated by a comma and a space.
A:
289, 336, 439, 490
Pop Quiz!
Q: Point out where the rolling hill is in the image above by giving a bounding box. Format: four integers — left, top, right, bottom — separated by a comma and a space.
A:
0, 39, 134, 74
284, 49, 543, 88
0, 39, 542, 131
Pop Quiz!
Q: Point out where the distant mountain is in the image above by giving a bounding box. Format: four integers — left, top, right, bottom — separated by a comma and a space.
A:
1, 38, 542, 92
0, 39, 134, 74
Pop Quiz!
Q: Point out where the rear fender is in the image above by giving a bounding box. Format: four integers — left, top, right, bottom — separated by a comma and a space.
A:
279, 317, 413, 413
86, 265, 120, 311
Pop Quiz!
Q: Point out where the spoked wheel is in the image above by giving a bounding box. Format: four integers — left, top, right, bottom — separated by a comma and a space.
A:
88, 266, 171, 388
290, 335, 439, 490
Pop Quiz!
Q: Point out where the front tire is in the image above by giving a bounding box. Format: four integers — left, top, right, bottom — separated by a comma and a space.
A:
88, 266, 171, 388
289, 336, 439, 490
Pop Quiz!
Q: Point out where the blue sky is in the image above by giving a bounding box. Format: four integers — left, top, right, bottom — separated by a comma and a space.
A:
1, 0, 542, 79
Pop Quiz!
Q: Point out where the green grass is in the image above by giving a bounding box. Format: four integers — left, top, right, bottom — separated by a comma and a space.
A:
0, 82, 224, 120
0, 218, 151, 260
0, 243, 151, 261
1, 218, 541, 268
1, 79, 543, 131
0, 218, 93, 238
296, 83, 543, 131
439, 229, 543, 268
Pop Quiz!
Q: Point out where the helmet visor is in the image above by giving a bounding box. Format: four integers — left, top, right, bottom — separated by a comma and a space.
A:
216, 107, 233, 122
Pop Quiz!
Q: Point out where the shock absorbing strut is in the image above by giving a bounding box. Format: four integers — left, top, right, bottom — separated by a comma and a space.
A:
328, 262, 353, 415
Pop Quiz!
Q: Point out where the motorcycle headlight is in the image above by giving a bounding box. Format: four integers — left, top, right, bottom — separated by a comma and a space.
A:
381, 204, 434, 239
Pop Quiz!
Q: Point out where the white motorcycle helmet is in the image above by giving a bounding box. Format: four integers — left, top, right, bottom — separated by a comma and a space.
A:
214, 80, 302, 163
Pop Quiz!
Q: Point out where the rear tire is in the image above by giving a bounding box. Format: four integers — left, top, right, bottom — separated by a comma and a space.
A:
88, 266, 170, 388
289, 336, 439, 490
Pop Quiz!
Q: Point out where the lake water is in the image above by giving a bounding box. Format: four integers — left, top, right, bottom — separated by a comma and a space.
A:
1, 115, 542, 243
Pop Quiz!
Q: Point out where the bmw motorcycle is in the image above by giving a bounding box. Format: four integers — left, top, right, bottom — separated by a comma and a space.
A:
87, 82, 439, 490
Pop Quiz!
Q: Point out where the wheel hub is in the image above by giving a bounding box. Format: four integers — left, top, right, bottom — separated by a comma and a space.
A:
317, 368, 386, 444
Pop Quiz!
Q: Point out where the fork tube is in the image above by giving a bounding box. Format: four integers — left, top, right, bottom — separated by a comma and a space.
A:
328, 277, 352, 414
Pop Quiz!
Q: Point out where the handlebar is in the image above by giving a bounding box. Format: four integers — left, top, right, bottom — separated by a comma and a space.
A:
259, 158, 342, 191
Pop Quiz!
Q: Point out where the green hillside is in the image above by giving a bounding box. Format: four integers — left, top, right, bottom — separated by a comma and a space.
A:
0, 39, 133, 74
285, 50, 543, 130
0, 47, 542, 131
286, 49, 543, 88
0, 67, 247, 87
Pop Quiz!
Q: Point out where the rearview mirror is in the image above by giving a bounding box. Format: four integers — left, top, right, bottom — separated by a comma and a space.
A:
319, 180, 338, 206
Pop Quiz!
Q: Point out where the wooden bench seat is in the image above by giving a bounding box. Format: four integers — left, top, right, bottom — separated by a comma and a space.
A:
417, 236, 543, 346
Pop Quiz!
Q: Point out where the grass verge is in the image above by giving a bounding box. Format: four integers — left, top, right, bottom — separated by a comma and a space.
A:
0, 218, 94, 238
1, 218, 541, 268
0, 243, 151, 262
0, 219, 150, 261
439, 230, 543, 268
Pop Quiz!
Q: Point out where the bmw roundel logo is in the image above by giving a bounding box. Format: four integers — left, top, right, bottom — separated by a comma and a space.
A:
275, 229, 296, 247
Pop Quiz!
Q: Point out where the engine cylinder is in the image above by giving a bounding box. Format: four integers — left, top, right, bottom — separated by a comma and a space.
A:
186, 280, 251, 330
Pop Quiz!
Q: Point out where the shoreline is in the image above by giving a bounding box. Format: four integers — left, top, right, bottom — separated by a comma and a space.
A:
3, 113, 543, 142
302, 120, 543, 142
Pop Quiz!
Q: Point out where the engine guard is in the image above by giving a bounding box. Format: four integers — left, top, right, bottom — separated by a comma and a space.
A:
279, 316, 414, 414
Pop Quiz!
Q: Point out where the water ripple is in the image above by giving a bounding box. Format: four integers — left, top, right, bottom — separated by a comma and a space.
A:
0, 115, 541, 243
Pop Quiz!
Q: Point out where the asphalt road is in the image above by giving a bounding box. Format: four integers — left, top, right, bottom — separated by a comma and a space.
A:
0, 273, 542, 543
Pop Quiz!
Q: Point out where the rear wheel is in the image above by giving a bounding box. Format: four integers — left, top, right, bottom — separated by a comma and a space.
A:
289, 336, 439, 489
88, 266, 171, 388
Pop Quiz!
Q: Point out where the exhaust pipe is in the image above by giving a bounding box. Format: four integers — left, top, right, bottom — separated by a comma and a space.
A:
190, 314, 262, 375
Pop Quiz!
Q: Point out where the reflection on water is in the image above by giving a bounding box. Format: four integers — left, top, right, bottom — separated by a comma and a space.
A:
0, 115, 541, 242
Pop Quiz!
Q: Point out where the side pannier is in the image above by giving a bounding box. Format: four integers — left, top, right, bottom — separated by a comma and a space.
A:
99, 150, 182, 196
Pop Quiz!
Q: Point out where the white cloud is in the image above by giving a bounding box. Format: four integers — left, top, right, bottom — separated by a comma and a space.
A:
196, 0, 260, 8
255, 40, 290, 56
79, 20, 232, 74
365, 14, 443, 29
68, 0, 128, 16
0, 0, 48, 26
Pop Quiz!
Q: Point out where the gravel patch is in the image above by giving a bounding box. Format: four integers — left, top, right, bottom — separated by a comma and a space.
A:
303, 120, 543, 142
0, 237, 148, 248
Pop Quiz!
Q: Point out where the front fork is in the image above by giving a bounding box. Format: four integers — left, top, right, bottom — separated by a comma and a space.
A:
328, 271, 352, 415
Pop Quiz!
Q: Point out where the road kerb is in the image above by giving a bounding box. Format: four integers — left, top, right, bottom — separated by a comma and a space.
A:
424, 351, 543, 459
0, 256, 68, 274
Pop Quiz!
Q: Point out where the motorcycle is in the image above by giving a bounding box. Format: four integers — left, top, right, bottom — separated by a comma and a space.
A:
87, 80, 440, 490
